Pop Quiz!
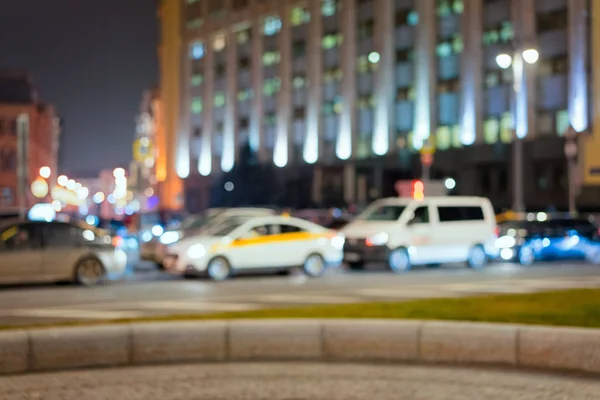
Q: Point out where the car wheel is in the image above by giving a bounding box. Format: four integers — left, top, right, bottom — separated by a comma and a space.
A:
518, 246, 535, 266
388, 248, 411, 273
206, 257, 231, 281
303, 253, 326, 277
74, 257, 105, 286
467, 245, 488, 269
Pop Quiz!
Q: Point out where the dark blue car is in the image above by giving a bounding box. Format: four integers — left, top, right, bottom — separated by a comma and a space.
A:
496, 216, 600, 265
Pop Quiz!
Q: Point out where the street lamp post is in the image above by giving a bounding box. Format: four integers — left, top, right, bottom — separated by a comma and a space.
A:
496, 48, 539, 213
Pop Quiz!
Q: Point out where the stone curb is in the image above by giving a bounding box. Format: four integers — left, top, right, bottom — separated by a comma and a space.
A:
1, 319, 599, 375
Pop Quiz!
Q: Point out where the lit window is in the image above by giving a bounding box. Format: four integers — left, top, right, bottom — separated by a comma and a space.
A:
407, 11, 419, 25
190, 42, 204, 59
322, 0, 336, 17
213, 33, 226, 51
191, 74, 203, 86
263, 16, 282, 36
293, 76, 305, 88
500, 21, 514, 42
499, 112, 513, 143
452, 0, 464, 13
322, 33, 342, 49
436, 0, 451, 16
436, 42, 452, 57
237, 30, 250, 44
214, 92, 225, 107
262, 51, 280, 66
451, 125, 462, 147
436, 126, 451, 150
485, 72, 500, 88
452, 35, 463, 53
191, 98, 203, 113
237, 89, 252, 101
484, 119, 499, 144
291, 7, 310, 26
556, 109, 569, 136
187, 17, 203, 30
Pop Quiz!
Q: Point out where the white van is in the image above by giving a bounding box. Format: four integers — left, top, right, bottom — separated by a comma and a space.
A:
341, 196, 499, 271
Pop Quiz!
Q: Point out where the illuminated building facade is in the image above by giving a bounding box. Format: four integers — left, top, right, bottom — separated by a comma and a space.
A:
0, 71, 60, 211
164, 0, 596, 210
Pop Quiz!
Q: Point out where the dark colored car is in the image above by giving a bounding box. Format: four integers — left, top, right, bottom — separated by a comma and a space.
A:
496, 216, 600, 265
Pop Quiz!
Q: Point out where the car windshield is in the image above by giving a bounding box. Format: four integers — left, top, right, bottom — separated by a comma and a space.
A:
358, 205, 406, 221
180, 215, 207, 230
205, 219, 249, 236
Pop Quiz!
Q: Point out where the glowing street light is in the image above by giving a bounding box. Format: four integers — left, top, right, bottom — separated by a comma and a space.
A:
495, 53, 512, 69
522, 48, 539, 64
495, 47, 539, 213
57, 175, 68, 186
39, 166, 51, 179
113, 168, 125, 178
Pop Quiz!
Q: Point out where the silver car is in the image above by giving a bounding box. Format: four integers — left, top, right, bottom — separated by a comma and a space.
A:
0, 220, 127, 286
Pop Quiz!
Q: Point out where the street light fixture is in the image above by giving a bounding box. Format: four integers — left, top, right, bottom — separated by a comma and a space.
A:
496, 47, 539, 213
39, 166, 51, 179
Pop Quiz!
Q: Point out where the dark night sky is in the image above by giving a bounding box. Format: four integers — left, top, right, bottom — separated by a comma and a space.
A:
0, 0, 158, 176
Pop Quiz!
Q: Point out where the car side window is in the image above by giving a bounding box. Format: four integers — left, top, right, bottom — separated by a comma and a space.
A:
279, 224, 304, 234
0, 223, 42, 250
43, 223, 84, 247
409, 206, 429, 224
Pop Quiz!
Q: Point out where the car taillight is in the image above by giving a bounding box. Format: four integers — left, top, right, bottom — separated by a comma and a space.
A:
112, 236, 123, 248
494, 226, 500, 237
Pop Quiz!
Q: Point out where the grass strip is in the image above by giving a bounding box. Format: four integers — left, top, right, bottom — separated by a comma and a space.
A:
2, 288, 600, 331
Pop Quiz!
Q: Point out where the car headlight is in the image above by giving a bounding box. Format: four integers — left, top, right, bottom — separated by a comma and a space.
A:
330, 233, 345, 250
160, 231, 181, 245
187, 244, 206, 259
366, 232, 388, 246
495, 235, 516, 248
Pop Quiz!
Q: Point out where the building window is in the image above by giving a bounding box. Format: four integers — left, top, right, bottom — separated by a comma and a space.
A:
190, 42, 204, 60
322, 33, 342, 49
191, 98, 203, 113
436, 0, 463, 16
0, 150, 17, 171
263, 16, 282, 36
191, 74, 204, 86
237, 89, 253, 101
213, 33, 226, 51
293, 76, 306, 88
407, 11, 419, 25
483, 118, 499, 144
483, 21, 514, 45
263, 77, 281, 96
262, 51, 280, 66
436, 126, 451, 150
322, 0, 337, 16
291, 7, 310, 26
187, 17, 203, 30
499, 112, 513, 143
214, 92, 225, 107
556, 109, 569, 136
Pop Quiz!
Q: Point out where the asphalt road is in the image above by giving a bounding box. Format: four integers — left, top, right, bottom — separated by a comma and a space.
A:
0, 261, 599, 326
2, 363, 599, 399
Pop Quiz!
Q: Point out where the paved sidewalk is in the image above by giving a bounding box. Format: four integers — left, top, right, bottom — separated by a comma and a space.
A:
1, 363, 600, 399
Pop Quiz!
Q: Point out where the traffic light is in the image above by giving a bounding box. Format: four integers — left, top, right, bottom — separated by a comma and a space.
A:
411, 180, 424, 200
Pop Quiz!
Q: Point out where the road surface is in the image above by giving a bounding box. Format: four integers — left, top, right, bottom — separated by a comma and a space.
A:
1, 363, 599, 399
0, 261, 599, 326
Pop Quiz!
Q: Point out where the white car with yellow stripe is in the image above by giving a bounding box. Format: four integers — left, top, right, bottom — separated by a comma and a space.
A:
163, 215, 344, 280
